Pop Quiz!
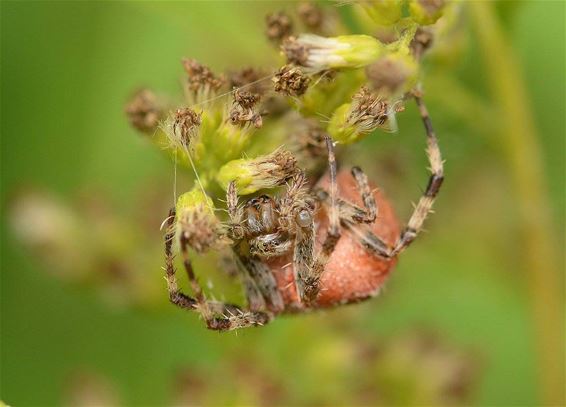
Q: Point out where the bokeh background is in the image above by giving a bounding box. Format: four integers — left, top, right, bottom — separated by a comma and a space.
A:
1, 1, 564, 406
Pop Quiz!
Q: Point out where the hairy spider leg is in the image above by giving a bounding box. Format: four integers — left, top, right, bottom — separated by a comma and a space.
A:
164, 208, 271, 331
226, 181, 285, 313
296, 136, 343, 304
316, 166, 392, 258
319, 94, 444, 259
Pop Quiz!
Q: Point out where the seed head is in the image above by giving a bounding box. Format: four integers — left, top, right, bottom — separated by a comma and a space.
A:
167, 108, 202, 150
265, 11, 293, 43
182, 58, 224, 94
273, 64, 310, 97
125, 89, 163, 134
229, 89, 263, 128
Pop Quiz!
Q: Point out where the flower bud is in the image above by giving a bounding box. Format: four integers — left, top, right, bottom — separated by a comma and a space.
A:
409, 0, 445, 25
216, 148, 298, 194
282, 34, 384, 72
327, 87, 403, 144
164, 108, 202, 151
175, 188, 227, 253
360, 0, 404, 26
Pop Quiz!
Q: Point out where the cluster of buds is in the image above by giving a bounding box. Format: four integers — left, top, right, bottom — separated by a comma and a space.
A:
124, 0, 453, 255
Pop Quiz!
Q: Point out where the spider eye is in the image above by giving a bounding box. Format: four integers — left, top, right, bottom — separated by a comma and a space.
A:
296, 210, 312, 228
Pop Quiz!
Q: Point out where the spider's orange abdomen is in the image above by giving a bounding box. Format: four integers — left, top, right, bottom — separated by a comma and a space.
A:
270, 169, 401, 310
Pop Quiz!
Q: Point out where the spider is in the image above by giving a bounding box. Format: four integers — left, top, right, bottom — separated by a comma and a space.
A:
163, 94, 443, 331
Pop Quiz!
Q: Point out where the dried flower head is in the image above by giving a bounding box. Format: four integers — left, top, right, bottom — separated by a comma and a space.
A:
350, 87, 390, 128
125, 89, 163, 134
182, 58, 224, 95
165, 108, 202, 150
348, 87, 401, 133
297, 2, 323, 30
328, 87, 404, 144
227, 67, 269, 96
272, 64, 310, 97
229, 89, 263, 128
265, 11, 293, 43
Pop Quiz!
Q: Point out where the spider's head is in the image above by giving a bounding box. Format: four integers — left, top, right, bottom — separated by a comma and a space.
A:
244, 195, 278, 235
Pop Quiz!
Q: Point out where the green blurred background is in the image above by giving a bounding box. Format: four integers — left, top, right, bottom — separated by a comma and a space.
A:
1, 1, 564, 406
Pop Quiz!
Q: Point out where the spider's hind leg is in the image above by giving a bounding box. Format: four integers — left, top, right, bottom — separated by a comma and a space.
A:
163, 208, 271, 331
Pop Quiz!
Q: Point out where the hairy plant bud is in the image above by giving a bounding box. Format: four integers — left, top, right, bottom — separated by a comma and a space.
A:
175, 188, 227, 254
164, 108, 202, 151
216, 148, 298, 194
328, 87, 403, 144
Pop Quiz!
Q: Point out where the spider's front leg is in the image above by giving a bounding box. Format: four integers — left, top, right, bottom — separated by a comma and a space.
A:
295, 136, 343, 304
226, 182, 283, 314
163, 208, 271, 331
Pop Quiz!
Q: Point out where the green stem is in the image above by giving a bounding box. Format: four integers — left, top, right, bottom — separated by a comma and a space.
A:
470, 3, 564, 405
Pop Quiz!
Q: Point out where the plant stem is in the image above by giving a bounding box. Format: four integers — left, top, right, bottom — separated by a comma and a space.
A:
470, 3, 564, 405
